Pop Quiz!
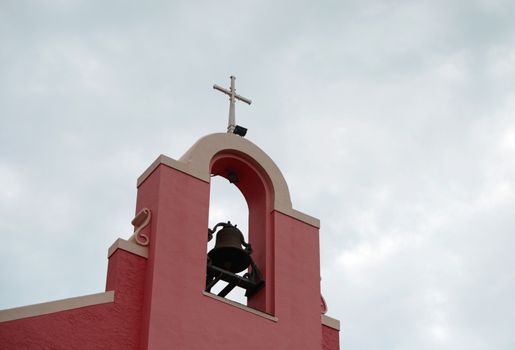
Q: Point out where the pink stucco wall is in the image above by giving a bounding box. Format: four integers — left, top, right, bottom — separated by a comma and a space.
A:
135, 155, 329, 349
0, 148, 340, 349
0, 249, 146, 349
323, 324, 341, 350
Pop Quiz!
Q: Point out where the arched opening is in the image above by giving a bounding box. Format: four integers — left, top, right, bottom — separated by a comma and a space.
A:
205, 151, 274, 314
207, 175, 249, 304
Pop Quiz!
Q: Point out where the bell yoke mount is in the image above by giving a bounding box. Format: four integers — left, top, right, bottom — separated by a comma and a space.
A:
206, 221, 264, 298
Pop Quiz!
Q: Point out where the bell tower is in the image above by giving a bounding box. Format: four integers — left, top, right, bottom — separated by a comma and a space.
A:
0, 77, 340, 350
134, 132, 340, 349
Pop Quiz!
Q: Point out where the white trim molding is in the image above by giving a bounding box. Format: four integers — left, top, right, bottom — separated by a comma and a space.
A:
108, 238, 149, 259
321, 314, 340, 330
202, 291, 278, 322
0, 291, 115, 323
137, 133, 320, 228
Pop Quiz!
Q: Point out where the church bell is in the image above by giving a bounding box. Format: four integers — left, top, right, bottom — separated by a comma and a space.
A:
206, 221, 264, 298
208, 222, 251, 273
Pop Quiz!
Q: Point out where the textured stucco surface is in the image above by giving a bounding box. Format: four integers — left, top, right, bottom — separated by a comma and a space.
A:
0, 134, 339, 349
323, 324, 341, 350
0, 249, 146, 349
135, 158, 330, 349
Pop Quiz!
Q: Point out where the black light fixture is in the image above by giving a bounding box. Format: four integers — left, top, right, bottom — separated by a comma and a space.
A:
233, 125, 247, 137
227, 171, 239, 184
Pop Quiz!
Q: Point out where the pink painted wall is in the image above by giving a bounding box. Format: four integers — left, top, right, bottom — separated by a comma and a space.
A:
0, 249, 146, 349
135, 153, 333, 349
0, 148, 340, 350
323, 324, 341, 350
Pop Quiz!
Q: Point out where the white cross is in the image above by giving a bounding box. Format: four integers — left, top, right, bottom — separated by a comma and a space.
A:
213, 76, 252, 133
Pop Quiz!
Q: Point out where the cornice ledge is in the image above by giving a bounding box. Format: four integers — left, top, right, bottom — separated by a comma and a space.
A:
0, 291, 115, 323
108, 238, 149, 259
137, 154, 208, 187
277, 208, 320, 228
321, 314, 341, 330
202, 291, 278, 322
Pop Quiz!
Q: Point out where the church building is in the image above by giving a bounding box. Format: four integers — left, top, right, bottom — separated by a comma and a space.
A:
0, 77, 340, 349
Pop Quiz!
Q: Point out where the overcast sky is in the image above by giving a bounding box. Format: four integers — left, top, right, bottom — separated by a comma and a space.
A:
1, 1, 515, 349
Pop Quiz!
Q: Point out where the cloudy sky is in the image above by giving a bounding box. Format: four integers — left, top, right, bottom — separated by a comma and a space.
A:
1, 0, 515, 349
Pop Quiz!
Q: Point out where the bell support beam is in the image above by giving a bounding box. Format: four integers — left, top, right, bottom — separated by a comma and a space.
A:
218, 283, 237, 298
205, 263, 264, 297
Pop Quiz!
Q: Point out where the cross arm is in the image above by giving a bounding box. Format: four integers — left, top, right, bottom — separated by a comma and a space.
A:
213, 84, 230, 95
213, 84, 252, 105
234, 94, 252, 105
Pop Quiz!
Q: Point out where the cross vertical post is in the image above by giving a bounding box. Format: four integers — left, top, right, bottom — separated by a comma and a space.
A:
213, 76, 252, 133
228, 76, 236, 132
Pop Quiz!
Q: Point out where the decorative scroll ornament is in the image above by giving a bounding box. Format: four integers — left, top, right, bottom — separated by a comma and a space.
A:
320, 276, 328, 314
131, 208, 151, 246
321, 295, 328, 315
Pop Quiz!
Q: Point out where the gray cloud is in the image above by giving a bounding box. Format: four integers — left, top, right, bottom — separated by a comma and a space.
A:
1, 0, 515, 349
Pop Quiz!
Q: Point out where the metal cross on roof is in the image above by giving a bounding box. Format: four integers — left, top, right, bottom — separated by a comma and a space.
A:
213, 76, 252, 133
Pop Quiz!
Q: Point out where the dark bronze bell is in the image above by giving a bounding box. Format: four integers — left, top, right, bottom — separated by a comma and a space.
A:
208, 222, 251, 273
